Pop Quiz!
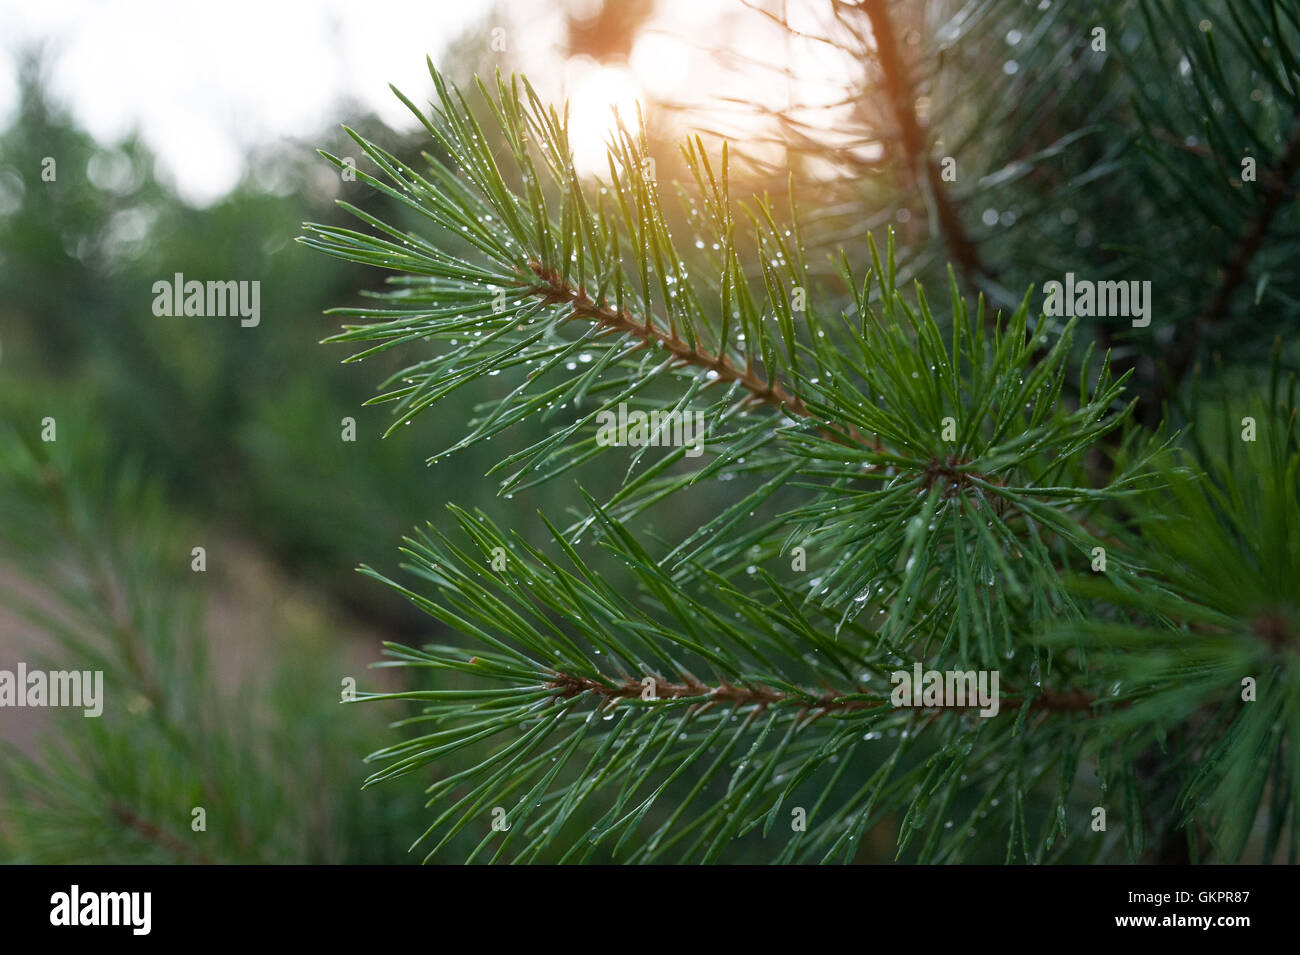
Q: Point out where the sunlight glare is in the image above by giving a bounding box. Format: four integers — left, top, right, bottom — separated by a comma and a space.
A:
565, 60, 644, 176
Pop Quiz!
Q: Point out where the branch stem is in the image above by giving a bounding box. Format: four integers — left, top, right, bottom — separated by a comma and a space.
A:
547, 670, 1101, 716
526, 260, 882, 453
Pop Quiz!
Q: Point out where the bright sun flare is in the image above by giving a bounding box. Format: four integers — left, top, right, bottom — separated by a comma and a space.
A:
564, 61, 644, 175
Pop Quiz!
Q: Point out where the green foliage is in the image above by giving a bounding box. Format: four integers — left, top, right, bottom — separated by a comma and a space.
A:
723, 0, 1300, 422
302, 61, 1296, 864
6, 0, 1290, 868
1046, 371, 1300, 862
0, 423, 425, 863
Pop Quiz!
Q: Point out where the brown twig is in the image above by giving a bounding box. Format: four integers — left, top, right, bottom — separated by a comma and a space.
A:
528, 260, 809, 415
858, 0, 1000, 308
41, 463, 257, 856
1140, 110, 1300, 426
547, 670, 1103, 716
110, 803, 216, 865
526, 259, 882, 453
521, 262, 1050, 515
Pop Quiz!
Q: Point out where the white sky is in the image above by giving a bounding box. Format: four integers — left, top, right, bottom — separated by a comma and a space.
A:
0, 0, 860, 204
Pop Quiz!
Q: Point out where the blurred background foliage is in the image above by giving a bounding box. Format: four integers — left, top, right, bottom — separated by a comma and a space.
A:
0, 1, 690, 863
0, 0, 1296, 863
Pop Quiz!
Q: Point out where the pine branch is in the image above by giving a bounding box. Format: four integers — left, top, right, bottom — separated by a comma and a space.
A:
526, 258, 810, 417
109, 804, 216, 866
524, 256, 890, 454
1147, 108, 1300, 423
341, 489, 1131, 862
547, 668, 1102, 715
1046, 375, 1300, 863
0, 424, 423, 864
304, 60, 1199, 864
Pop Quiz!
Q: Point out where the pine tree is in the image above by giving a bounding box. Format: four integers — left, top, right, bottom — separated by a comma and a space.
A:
301, 0, 1299, 864
0, 425, 428, 864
